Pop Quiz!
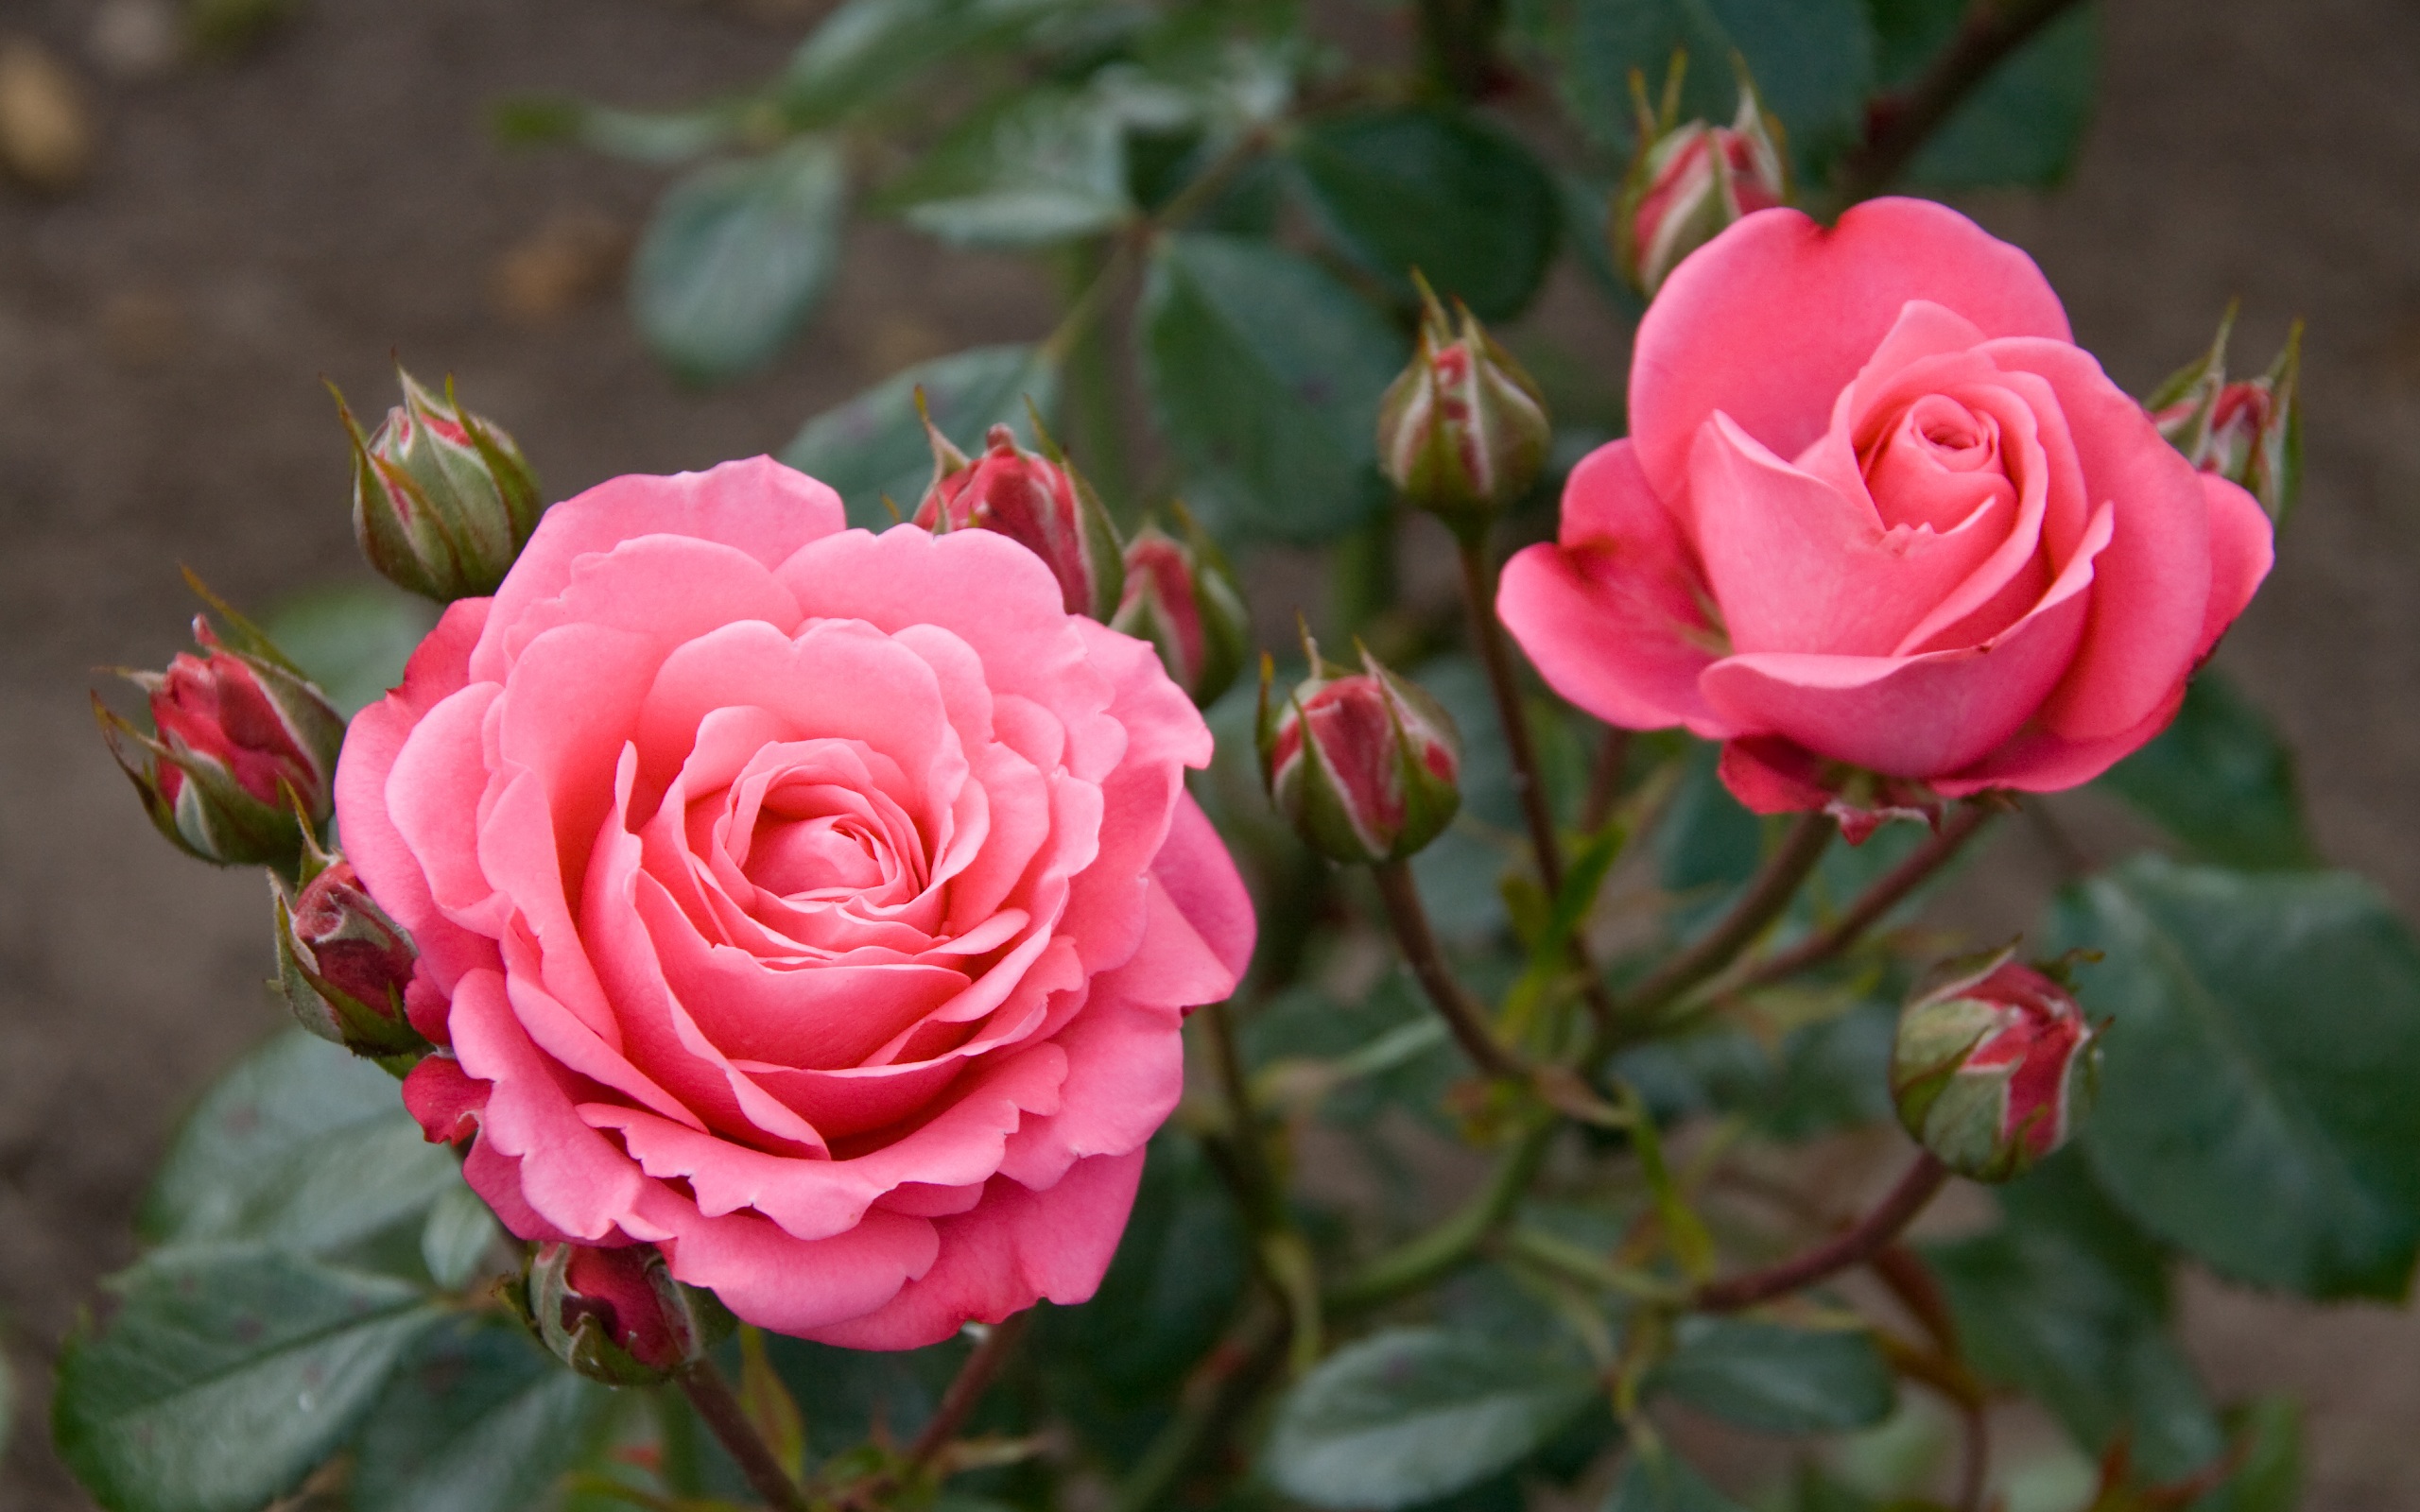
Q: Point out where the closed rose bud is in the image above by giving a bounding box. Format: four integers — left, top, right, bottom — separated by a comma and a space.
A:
1257, 635, 1461, 865
1111, 508, 1250, 707
2148, 306, 2302, 524
517, 1243, 728, 1385
1615, 74, 1788, 298
95, 609, 346, 873
336, 365, 544, 602
913, 402, 1123, 622
1376, 284, 1552, 537
275, 846, 427, 1069
1890, 948, 2101, 1183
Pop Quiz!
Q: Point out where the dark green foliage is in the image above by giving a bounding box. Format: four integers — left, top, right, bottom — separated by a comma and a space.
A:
2098, 671, 2320, 869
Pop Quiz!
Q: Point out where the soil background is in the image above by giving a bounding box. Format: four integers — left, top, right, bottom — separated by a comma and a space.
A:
2, 0, 2417, 1507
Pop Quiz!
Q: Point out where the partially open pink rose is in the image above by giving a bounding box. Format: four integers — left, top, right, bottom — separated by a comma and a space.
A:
1500, 198, 2274, 816
339, 457, 1254, 1348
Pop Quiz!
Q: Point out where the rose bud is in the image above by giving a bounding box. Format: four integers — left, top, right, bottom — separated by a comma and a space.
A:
913, 400, 1124, 622
516, 1243, 728, 1385
334, 364, 544, 602
1615, 68, 1788, 298
1111, 507, 1251, 707
2148, 307, 2303, 524
1257, 634, 1462, 865
273, 839, 428, 1070
95, 609, 346, 873
1889, 947, 2102, 1183
1375, 281, 1552, 538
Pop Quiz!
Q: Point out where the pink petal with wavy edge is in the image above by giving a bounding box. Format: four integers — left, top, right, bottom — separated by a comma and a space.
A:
473, 456, 842, 685
492, 533, 802, 684
385, 682, 510, 954
1984, 339, 2214, 740
1700, 502, 2113, 776
2197, 474, 2273, 656
1497, 440, 1730, 735
1154, 792, 1257, 986
655, 1200, 942, 1338
1632, 198, 2071, 501
1935, 683, 2188, 796
1688, 415, 2016, 658
803, 1149, 1147, 1349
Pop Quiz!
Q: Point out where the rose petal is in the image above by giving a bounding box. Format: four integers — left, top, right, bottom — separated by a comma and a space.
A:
1496, 439, 1731, 735
657, 1202, 941, 1338
2197, 473, 2274, 658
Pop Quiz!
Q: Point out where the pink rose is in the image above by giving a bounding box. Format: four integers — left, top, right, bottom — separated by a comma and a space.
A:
1499, 198, 2274, 817
338, 457, 1254, 1348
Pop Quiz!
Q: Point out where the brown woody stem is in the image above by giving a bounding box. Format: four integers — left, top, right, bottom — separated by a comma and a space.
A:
676, 1358, 813, 1512
1834, 0, 2095, 202
1372, 859, 1529, 1081
903, 1311, 1034, 1475
1743, 802, 1997, 987
1693, 1152, 1950, 1312
1621, 811, 1836, 1027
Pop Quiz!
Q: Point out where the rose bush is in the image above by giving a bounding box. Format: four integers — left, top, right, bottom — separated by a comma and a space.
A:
1499, 198, 2275, 817
337, 456, 1254, 1348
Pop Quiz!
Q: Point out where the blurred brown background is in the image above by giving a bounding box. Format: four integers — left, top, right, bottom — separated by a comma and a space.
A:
1, 0, 2416, 1506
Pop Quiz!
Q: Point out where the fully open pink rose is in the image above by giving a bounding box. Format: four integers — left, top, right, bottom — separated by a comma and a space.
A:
1499, 198, 2274, 816
339, 457, 1254, 1348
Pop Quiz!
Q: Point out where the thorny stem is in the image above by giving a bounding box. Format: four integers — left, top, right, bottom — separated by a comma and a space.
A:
1833, 0, 2095, 202
1620, 811, 1837, 1029
1456, 534, 1620, 1048
1372, 859, 1529, 1081
1742, 802, 1998, 987
902, 1312, 1034, 1475
1693, 1152, 1950, 1313
676, 1359, 813, 1512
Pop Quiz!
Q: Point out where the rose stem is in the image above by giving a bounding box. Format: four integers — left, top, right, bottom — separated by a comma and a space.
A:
1834, 0, 2093, 202
1455, 535, 1621, 1044
900, 1311, 1034, 1475
1197, 998, 1323, 1362
1955, 1400, 1992, 1512
1618, 810, 1837, 1029
1323, 1111, 1558, 1314
675, 1358, 814, 1512
1371, 859, 1530, 1081
1581, 725, 1632, 835
1740, 801, 1998, 987
1110, 1309, 1290, 1512
1691, 1152, 1949, 1313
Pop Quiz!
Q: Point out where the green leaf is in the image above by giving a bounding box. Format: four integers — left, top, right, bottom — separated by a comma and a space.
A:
1288, 107, 1560, 321
351, 1316, 616, 1512
2047, 859, 2420, 1298
1924, 1154, 2224, 1481
1137, 233, 1408, 542
141, 1029, 461, 1261
1600, 1447, 1749, 1511
779, 344, 1060, 529
1873, 0, 2100, 190
265, 584, 439, 718
1264, 1328, 1602, 1509
883, 86, 1133, 247
419, 1183, 502, 1291
631, 138, 848, 386
1648, 1317, 1894, 1434
762, 1334, 971, 1459
1563, 0, 1877, 171
778, 0, 1097, 127
53, 1246, 443, 1512
2190, 1396, 2300, 1512
2096, 672, 2317, 870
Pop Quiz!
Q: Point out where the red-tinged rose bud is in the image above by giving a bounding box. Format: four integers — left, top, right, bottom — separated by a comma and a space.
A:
1111, 507, 1250, 707
2147, 305, 2302, 524
1257, 633, 1461, 865
334, 364, 544, 602
516, 1242, 731, 1385
95, 598, 346, 874
912, 398, 1123, 622
1614, 63, 1788, 298
274, 839, 428, 1070
1376, 281, 1552, 538
1890, 947, 2101, 1183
